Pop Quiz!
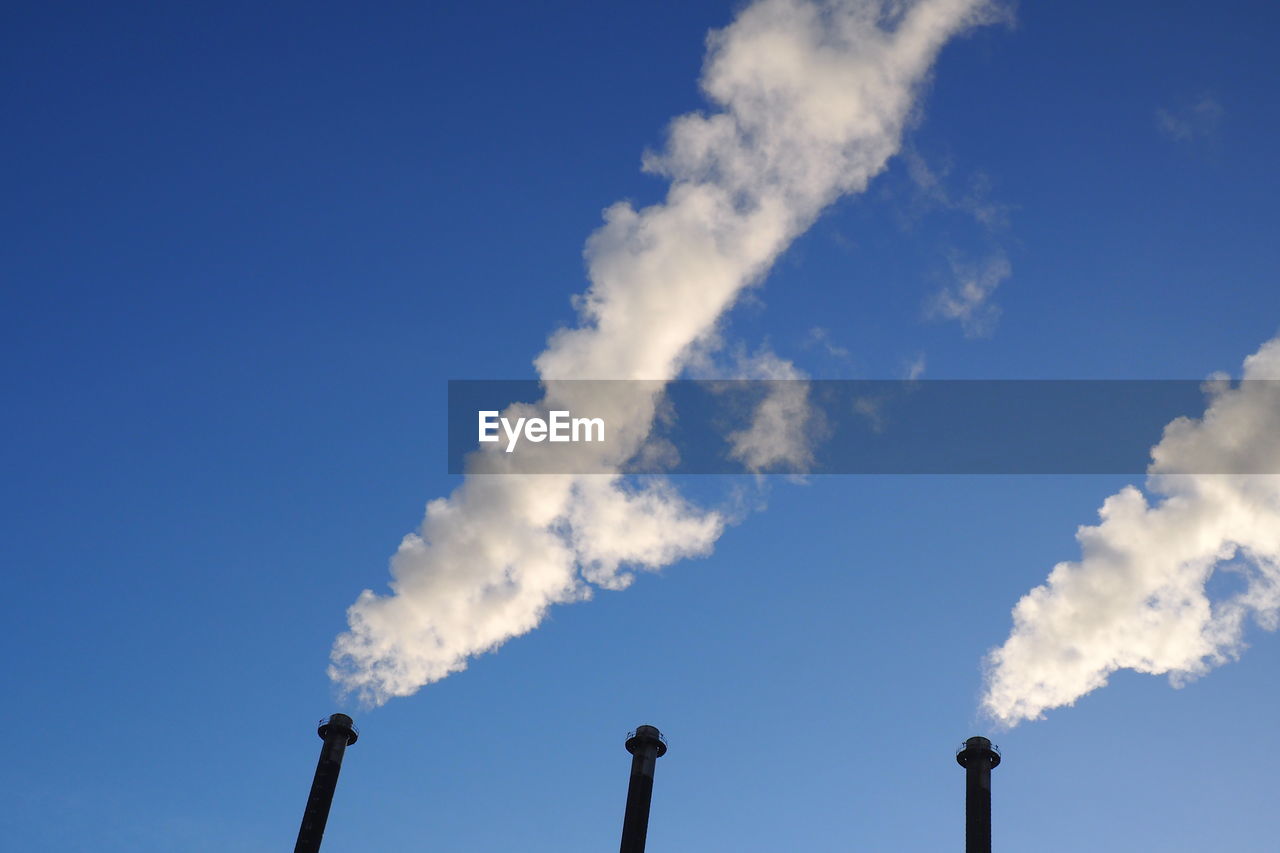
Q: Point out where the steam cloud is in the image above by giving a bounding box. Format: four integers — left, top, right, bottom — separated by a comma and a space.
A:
331, 0, 996, 706
984, 337, 1280, 725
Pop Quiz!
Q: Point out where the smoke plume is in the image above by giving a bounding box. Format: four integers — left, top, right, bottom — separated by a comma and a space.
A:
984, 337, 1280, 725
331, 0, 996, 706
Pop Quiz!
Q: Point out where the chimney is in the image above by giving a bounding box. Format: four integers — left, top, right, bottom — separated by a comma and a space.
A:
294, 714, 359, 853
955, 736, 1001, 853
619, 725, 668, 853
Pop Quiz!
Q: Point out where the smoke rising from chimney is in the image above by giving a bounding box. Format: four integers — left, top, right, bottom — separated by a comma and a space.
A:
330, 0, 997, 706
984, 337, 1280, 725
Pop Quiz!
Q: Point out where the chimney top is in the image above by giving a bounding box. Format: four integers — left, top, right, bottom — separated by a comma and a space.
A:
955, 736, 1000, 769
317, 714, 359, 745
625, 725, 668, 757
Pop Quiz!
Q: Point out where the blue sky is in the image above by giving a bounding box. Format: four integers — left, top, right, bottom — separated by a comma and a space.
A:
4, 1, 1280, 851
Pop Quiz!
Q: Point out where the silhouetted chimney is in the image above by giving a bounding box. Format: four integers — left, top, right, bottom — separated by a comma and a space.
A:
619, 725, 668, 853
955, 736, 1001, 853
295, 714, 359, 853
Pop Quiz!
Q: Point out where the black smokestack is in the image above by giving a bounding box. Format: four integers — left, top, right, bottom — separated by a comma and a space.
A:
619, 725, 667, 853
294, 714, 359, 853
955, 736, 1001, 853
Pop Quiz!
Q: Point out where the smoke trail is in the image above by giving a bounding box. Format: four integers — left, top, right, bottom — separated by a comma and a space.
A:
330, 0, 996, 706
984, 338, 1280, 725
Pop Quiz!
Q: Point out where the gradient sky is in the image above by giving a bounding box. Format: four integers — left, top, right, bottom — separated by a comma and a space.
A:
4, 1, 1280, 851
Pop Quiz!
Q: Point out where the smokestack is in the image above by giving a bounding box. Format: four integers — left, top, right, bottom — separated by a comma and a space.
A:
955, 736, 1001, 853
619, 725, 667, 853
294, 714, 359, 853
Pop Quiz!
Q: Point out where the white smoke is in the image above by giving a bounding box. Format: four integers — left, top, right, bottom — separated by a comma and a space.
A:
983, 337, 1280, 725
330, 0, 997, 706
928, 250, 1009, 337
725, 351, 818, 474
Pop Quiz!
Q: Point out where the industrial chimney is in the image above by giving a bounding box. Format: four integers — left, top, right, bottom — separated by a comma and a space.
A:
955, 736, 1001, 853
294, 714, 359, 853
619, 725, 668, 853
